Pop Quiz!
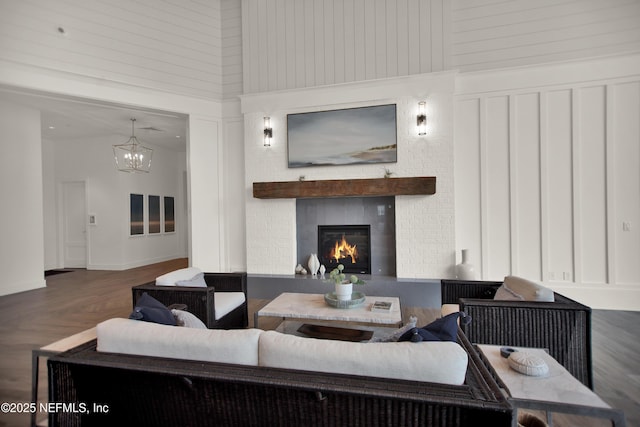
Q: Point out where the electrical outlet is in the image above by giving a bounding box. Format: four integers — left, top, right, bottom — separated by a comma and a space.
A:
563, 272, 571, 281
623, 222, 631, 232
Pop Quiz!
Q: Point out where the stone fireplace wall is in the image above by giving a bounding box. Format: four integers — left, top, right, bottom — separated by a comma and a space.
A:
241, 72, 455, 278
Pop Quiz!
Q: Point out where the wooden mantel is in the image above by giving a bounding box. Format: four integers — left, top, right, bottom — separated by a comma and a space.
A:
253, 176, 436, 199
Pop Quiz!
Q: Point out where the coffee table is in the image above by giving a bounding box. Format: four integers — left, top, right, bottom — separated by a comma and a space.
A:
254, 292, 402, 329
477, 344, 626, 427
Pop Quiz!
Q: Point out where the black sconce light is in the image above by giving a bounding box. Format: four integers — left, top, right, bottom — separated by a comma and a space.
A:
417, 101, 427, 136
263, 117, 272, 146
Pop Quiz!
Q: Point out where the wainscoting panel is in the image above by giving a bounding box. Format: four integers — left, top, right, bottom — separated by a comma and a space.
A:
513, 92, 542, 280
612, 81, 640, 286
455, 55, 640, 310
545, 89, 574, 282
578, 85, 608, 285
484, 95, 511, 280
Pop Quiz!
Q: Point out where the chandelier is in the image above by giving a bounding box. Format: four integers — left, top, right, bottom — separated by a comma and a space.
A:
113, 118, 153, 173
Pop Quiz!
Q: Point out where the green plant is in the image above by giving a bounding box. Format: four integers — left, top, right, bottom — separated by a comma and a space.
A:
327, 264, 365, 285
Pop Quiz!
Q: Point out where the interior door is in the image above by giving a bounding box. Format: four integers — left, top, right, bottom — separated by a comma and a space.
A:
62, 181, 87, 268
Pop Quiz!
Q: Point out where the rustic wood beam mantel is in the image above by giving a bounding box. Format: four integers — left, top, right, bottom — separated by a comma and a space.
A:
253, 176, 436, 199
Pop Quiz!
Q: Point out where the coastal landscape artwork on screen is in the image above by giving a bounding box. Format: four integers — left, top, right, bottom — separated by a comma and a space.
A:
287, 104, 397, 168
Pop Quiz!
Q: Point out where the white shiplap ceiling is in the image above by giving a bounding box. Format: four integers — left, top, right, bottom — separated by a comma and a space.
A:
0, 87, 187, 151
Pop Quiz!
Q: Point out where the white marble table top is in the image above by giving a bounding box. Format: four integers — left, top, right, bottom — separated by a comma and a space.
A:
478, 344, 611, 409
257, 292, 402, 326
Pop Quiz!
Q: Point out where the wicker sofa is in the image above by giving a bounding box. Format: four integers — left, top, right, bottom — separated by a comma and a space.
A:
441, 279, 593, 388
131, 272, 248, 329
48, 319, 514, 426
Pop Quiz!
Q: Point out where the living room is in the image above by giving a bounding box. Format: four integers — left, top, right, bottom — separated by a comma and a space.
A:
1, 0, 639, 309
0, 0, 639, 425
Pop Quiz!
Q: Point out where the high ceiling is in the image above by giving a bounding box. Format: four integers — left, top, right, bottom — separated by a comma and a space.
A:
0, 87, 187, 151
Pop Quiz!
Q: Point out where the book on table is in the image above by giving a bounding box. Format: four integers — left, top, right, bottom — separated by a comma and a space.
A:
371, 301, 392, 312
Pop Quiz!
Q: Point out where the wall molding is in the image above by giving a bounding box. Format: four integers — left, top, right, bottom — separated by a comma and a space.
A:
456, 53, 640, 97
240, 71, 456, 114
454, 54, 640, 311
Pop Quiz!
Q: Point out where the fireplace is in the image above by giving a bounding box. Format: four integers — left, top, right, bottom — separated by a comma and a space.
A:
318, 225, 371, 274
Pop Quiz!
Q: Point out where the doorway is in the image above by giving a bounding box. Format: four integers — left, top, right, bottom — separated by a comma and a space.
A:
61, 181, 87, 268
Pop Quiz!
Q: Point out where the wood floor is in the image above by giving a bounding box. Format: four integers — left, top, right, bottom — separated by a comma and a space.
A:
0, 259, 637, 427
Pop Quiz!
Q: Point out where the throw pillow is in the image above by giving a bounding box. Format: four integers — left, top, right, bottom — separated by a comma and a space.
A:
175, 272, 207, 288
368, 316, 418, 343
155, 267, 202, 286
503, 276, 554, 302
398, 312, 471, 343
171, 309, 207, 329
494, 284, 524, 301
130, 292, 176, 326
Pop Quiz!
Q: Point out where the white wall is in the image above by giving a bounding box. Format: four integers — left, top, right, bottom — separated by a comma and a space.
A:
451, 0, 640, 72
0, 0, 223, 99
454, 54, 640, 310
221, 0, 244, 100
42, 138, 58, 270
241, 0, 451, 94
0, 100, 46, 296
241, 72, 455, 278
221, 116, 246, 272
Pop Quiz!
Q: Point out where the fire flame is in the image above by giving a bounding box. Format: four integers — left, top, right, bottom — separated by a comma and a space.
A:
329, 235, 359, 264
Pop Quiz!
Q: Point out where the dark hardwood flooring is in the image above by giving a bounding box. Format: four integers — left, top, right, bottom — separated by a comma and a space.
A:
0, 259, 637, 426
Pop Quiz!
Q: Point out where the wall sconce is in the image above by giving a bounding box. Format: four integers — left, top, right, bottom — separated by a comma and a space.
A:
417, 102, 427, 135
263, 117, 272, 146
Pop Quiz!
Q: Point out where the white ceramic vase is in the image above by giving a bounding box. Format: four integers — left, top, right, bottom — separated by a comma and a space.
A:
308, 253, 320, 276
334, 282, 353, 300
455, 249, 476, 280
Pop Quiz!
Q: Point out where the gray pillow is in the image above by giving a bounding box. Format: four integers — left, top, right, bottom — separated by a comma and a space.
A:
175, 272, 207, 288
494, 284, 524, 301
368, 316, 417, 342
172, 309, 207, 329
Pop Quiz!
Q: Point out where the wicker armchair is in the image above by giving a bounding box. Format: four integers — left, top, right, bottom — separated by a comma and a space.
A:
132, 272, 248, 329
441, 279, 593, 389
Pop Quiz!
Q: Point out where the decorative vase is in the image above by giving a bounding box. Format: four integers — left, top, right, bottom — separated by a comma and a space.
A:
319, 264, 326, 277
455, 249, 476, 280
308, 253, 320, 276
334, 282, 353, 301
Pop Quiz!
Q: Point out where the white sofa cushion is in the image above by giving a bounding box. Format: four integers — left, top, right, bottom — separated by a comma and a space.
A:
503, 276, 554, 302
258, 330, 468, 385
97, 318, 261, 365
214, 292, 246, 320
155, 267, 203, 286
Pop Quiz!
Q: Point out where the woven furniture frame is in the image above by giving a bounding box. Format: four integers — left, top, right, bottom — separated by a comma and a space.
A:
132, 272, 248, 329
441, 279, 593, 389
47, 329, 513, 427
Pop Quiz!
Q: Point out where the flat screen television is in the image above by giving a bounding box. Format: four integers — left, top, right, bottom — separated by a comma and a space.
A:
287, 104, 397, 168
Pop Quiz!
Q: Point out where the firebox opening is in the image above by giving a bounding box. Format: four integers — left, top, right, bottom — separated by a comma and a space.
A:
318, 225, 371, 274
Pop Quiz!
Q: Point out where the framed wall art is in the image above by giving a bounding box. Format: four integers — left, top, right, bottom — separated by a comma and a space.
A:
287, 104, 397, 168
148, 195, 160, 234
130, 193, 144, 235
164, 196, 175, 233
